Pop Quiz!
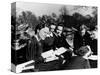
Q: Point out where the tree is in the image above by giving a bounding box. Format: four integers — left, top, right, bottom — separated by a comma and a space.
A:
17, 11, 39, 30
59, 6, 69, 15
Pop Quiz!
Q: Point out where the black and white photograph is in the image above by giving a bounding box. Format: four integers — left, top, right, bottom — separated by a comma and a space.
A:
11, 1, 98, 73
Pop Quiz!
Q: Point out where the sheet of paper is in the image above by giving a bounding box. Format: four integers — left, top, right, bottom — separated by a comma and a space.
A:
88, 55, 98, 60
54, 47, 67, 55
45, 56, 59, 62
41, 50, 54, 58
15, 60, 35, 73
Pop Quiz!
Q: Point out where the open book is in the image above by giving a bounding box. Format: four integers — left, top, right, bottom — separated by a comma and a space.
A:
41, 47, 67, 62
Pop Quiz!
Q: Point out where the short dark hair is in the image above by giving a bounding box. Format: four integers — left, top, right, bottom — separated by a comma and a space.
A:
35, 23, 45, 34
57, 23, 64, 28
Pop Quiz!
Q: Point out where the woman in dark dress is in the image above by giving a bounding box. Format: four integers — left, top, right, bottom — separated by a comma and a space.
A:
26, 24, 49, 71
26, 24, 63, 71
